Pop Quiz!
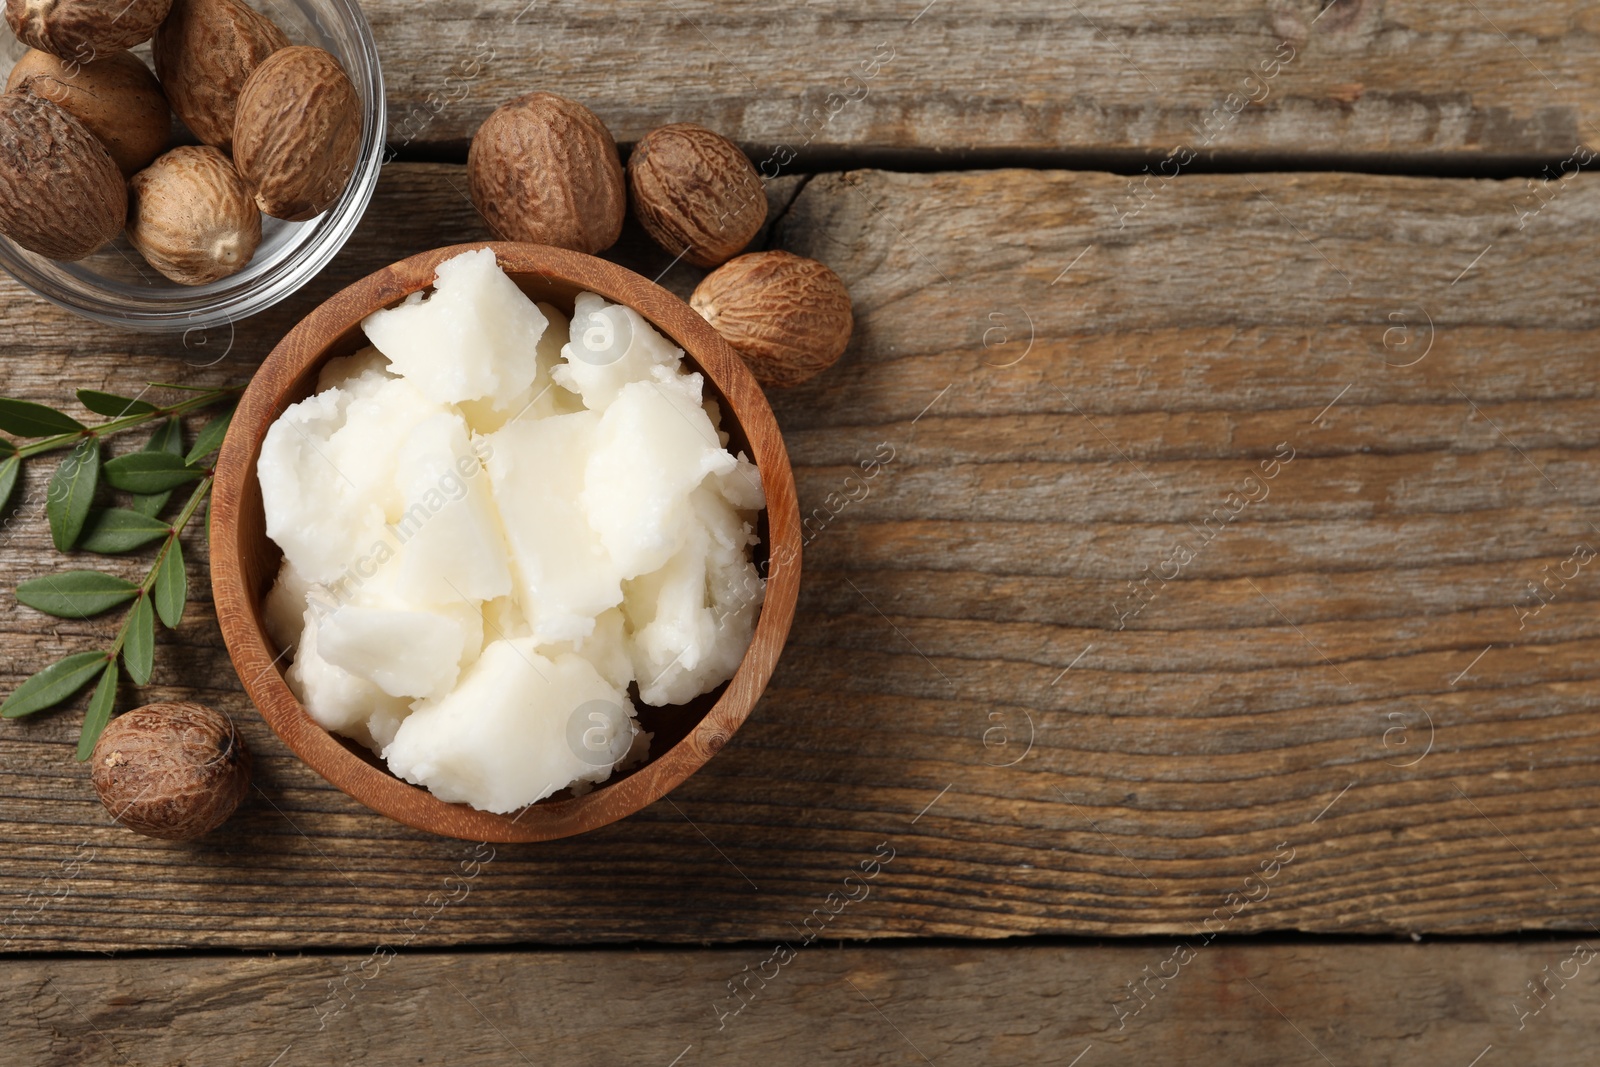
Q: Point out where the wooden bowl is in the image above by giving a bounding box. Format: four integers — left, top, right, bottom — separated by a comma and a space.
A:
210, 242, 801, 842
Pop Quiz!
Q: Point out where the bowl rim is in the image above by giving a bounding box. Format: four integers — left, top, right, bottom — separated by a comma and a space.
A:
210, 241, 802, 842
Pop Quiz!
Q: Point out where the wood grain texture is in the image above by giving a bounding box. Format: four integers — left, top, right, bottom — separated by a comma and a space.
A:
364, 0, 1600, 162
6, 941, 1597, 1065
210, 241, 801, 843
1, 163, 1599, 951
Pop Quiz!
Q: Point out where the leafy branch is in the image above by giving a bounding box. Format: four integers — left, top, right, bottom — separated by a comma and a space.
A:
0, 385, 239, 759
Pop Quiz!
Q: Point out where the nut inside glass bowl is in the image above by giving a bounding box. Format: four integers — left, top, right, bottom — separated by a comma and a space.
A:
0, 0, 384, 331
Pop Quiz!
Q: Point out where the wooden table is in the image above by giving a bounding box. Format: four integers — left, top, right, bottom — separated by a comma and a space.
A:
6, 2, 1600, 1063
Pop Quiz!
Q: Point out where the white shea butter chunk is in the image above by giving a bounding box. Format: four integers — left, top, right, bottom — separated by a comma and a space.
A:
582, 372, 737, 579
626, 487, 763, 706
552, 291, 683, 410
287, 609, 412, 748
486, 410, 624, 642
258, 374, 439, 584
258, 388, 377, 585
263, 561, 314, 653
482, 594, 532, 641
577, 606, 634, 691
314, 546, 487, 672
715, 451, 765, 512
389, 411, 512, 605
541, 605, 633, 692
362, 247, 548, 405
460, 301, 573, 431
366, 705, 410, 753
316, 605, 468, 701
329, 377, 442, 526
316, 345, 394, 396
384, 641, 637, 813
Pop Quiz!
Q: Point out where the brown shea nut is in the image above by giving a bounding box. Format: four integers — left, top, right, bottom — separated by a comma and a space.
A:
232, 45, 361, 221
690, 250, 853, 388
627, 123, 766, 268
0, 88, 125, 260
468, 92, 625, 254
7, 48, 170, 177
6, 0, 172, 61
90, 702, 251, 840
128, 146, 261, 285
153, 0, 287, 151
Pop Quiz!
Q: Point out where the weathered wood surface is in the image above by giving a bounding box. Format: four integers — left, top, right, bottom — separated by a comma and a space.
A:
2, 162, 1599, 951
367, 0, 1600, 163
7, 941, 1595, 1065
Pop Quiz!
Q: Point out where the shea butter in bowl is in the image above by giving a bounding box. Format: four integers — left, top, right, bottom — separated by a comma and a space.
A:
211, 242, 800, 842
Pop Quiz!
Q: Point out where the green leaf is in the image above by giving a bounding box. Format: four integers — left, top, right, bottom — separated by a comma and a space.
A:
75, 660, 118, 761
77, 389, 156, 418
130, 491, 169, 518
185, 405, 234, 465
0, 437, 14, 455
146, 417, 184, 456
0, 398, 85, 437
131, 419, 183, 516
47, 437, 99, 551
15, 571, 139, 619
103, 451, 202, 494
1, 651, 109, 718
153, 538, 186, 629
0, 453, 18, 516
79, 508, 171, 554
123, 595, 154, 685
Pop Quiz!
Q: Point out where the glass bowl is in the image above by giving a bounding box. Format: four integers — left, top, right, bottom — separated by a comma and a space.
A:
0, 0, 385, 332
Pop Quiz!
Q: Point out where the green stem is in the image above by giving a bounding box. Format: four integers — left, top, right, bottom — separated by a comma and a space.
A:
13, 386, 242, 460
104, 474, 213, 662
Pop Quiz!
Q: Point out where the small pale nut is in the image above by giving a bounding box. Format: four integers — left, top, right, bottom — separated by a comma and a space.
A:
128, 145, 261, 285
232, 46, 361, 221
627, 122, 766, 268
6, 0, 173, 61
0, 88, 125, 260
7, 48, 171, 177
467, 91, 625, 254
90, 702, 252, 840
690, 250, 854, 388
153, 0, 287, 151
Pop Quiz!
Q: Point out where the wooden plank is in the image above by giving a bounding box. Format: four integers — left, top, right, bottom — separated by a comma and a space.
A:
364, 0, 1600, 162
2, 163, 1599, 951
6, 941, 1596, 1065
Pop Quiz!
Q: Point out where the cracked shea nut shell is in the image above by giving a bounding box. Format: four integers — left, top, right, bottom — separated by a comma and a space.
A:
7, 49, 170, 177
6, 0, 172, 60
468, 92, 625, 254
0, 88, 125, 260
153, 0, 287, 151
690, 250, 854, 388
627, 123, 766, 268
90, 702, 252, 840
128, 146, 261, 285
233, 46, 361, 221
